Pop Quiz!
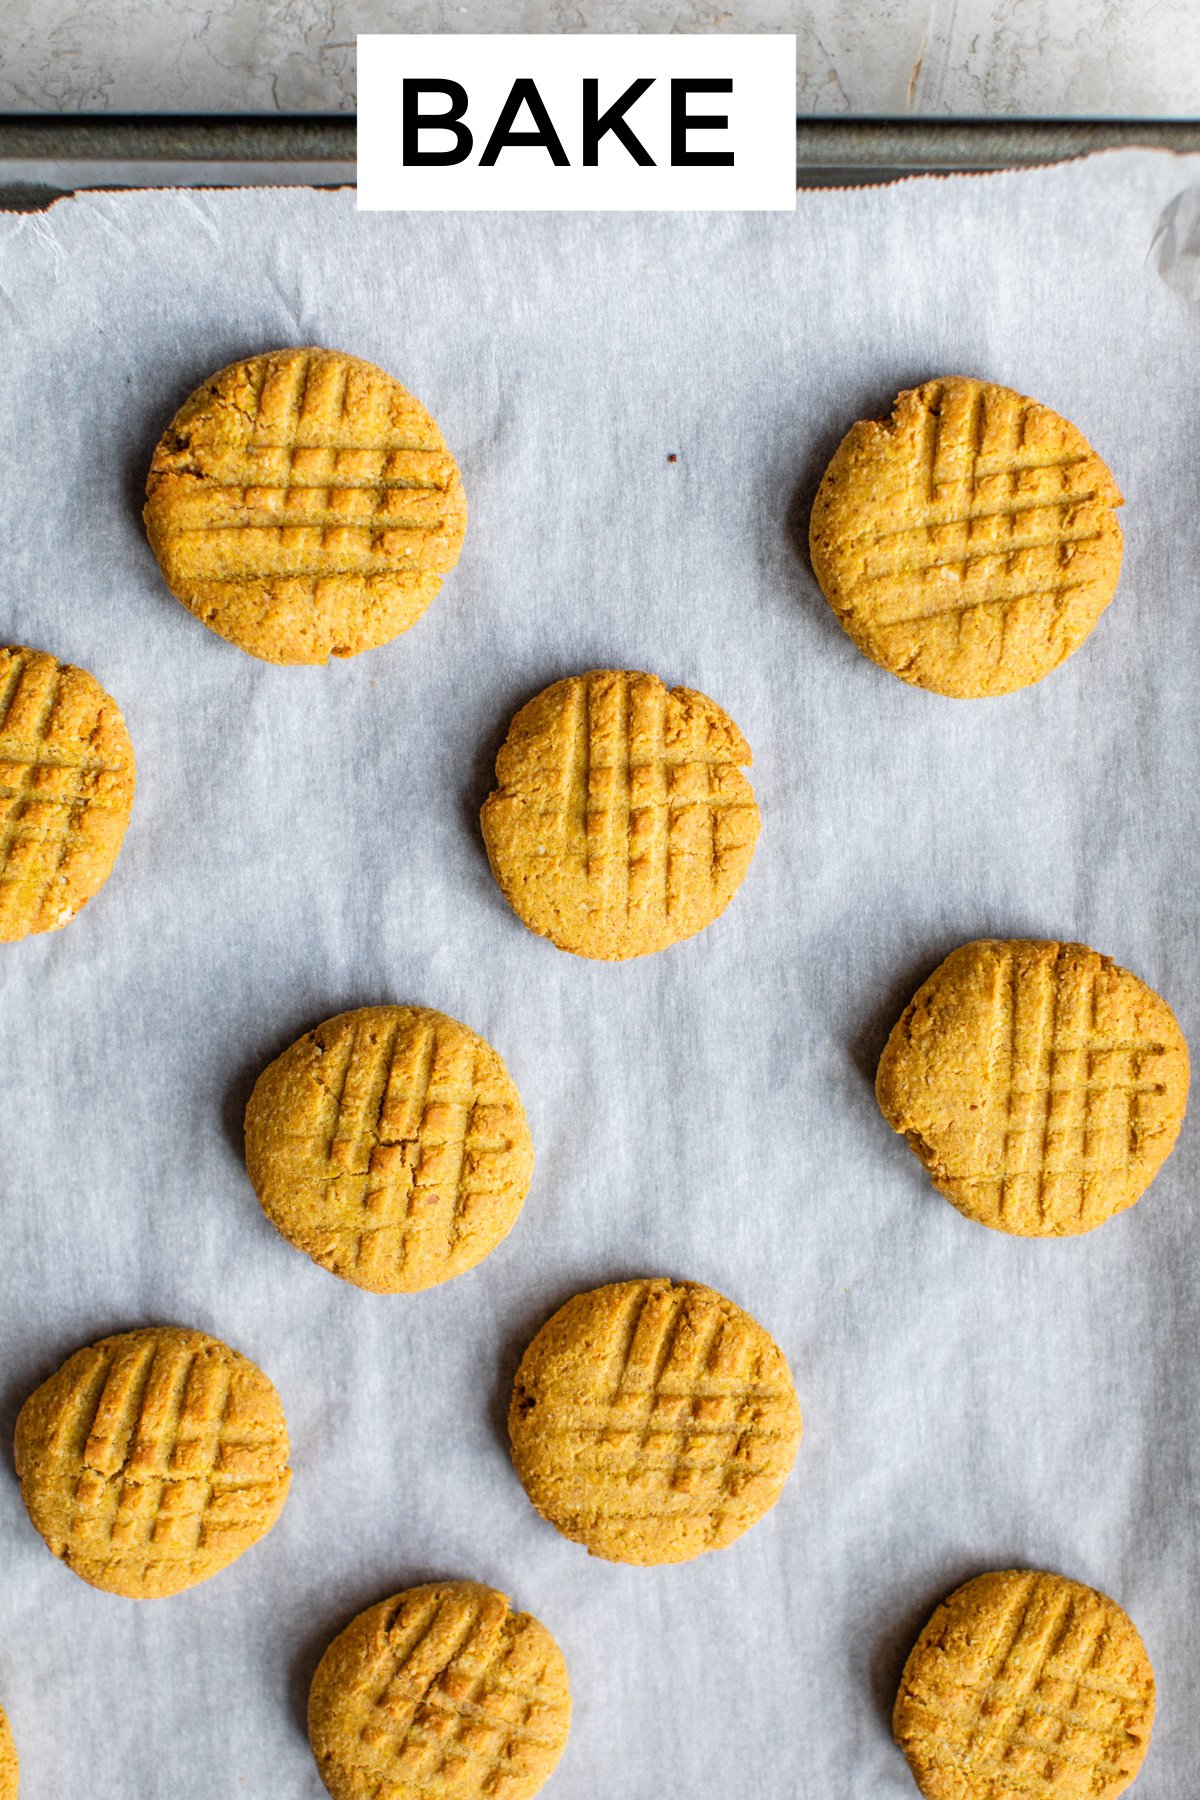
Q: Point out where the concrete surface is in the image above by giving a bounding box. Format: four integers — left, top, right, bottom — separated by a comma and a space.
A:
0, 0, 1197, 118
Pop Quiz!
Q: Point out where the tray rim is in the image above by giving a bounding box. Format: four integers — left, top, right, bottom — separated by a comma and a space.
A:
1, 115, 1198, 210
1, 112, 1198, 160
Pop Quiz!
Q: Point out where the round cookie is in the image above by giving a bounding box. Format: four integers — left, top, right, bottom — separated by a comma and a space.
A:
245, 1006, 534, 1294
509, 1277, 802, 1565
14, 1325, 291, 1599
894, 1569, 1155, 1799
308, 1580, 571, 1800
877, 940, 1189, 1237
0, 646, 135, 942
480, 669, 761, 960
809, 377, 1123, 698
144, 347, 467, 664
0, 1704, 15, 1800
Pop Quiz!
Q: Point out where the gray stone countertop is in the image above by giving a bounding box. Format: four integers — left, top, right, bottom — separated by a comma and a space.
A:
1, 0, 1198, 119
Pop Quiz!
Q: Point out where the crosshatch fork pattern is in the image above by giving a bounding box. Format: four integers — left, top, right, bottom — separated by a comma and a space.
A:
895, 1571, 1156, 1798
859, 380, 1112, 630
511, 1281, 802, 1563
247, 1007, 533, 1293
964, 945, 1178, 1232
144, 347, 468, 661
878, 940, 1189, 1238
481, 670, 760, 960
0, 646, 134, 940
16, 1329, 290, 1597
147, 347, 463, 585
562, 670, 757, 917
314, 1010, 524, 1276
310, 1583, 571, 1800
810, 377, 1124, 697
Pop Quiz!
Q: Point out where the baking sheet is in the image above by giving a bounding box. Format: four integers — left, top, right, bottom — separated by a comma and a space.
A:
6, 120, 1200, 208
0, 153, 1198, 1798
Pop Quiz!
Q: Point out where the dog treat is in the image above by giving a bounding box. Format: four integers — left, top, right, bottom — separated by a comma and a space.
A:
14, 1326, 291, 1598
810, 378, 1123, 697
509, 1277, 802, 1565
308, 1580, 571, 1800
481, 669, 760, 960
0, 646, 135, 942
144, 347, 467, 664
894, 1569, 1156, 1799
245, 1006, 534, 1293
877, 939, 1189, 1237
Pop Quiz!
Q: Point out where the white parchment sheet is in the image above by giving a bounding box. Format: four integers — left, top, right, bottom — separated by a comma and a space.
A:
1, 153, 1199, 1799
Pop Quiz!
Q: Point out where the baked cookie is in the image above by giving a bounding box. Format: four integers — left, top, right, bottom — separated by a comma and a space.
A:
245, 1006, 534, 1293
481, 670, 760, 960
0, 1703, 15, 1800
809, 378, 1123, 697
509, 1277, 801, 1565
14, 1326, 291, 1599
308, 1580, 571, 1800
894, 1569, 1155, 1799
144, 347, 467, 664
877, 940, 1189, 1237
0, 646, 135, 942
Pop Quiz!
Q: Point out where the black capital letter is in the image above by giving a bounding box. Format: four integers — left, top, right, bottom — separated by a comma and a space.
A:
479, 79, 569, 167
670, 78, 734, 167
402, 80, 472, 166
582, 77, 655, 166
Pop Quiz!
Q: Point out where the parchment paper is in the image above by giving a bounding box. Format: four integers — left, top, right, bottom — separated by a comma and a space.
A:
1, 153, 1198, 1799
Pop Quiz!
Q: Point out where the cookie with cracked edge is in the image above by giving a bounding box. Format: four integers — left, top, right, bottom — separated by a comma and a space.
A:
876, 940, 1189, 1238
0, 1703, 16, 1800
508, 1277, 802, 1565
308, 1580, 571, 1800
809, 377, 1123, 697
144, 346, 467, 664
14, 1325, 291, 1599
0, 645, 135, 943
244, 1006, 535, 1294
894, 1569, 1155, 1799
480, 669, 761, 961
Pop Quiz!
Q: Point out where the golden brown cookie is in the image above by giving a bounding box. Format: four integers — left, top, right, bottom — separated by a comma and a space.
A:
894, 1569, 1155, 1799
480, 669, 760, 960
14, 1325, 291, 1599
0, 1704, 15, 1800
809, 378, 1123, 697
877, 940, 1189, 1237
245, 1006, 534, 1294
144, 347, 467, 664
308, 1580, 571, 1800
509, 1277, 802, 1565
0, 646, 135, 942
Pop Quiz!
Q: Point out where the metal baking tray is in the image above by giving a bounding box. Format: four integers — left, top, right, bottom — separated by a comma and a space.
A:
1, 115, 1199, 210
